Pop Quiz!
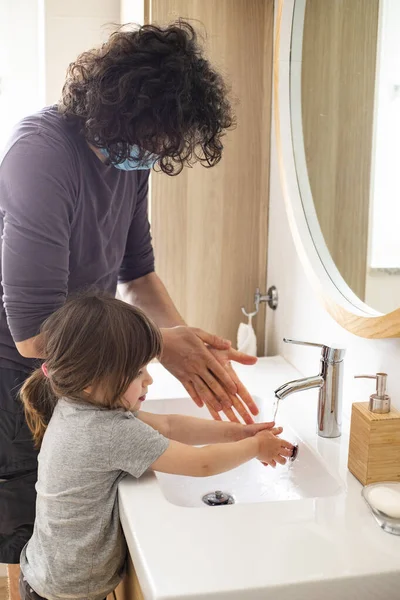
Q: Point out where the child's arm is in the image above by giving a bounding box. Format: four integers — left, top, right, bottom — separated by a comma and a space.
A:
150, 428, 294, 477
138, 411, 275, 444
137, 412, 170, 437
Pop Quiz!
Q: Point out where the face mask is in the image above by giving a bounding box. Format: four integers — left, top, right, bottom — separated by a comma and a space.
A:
100, 145, 158, 171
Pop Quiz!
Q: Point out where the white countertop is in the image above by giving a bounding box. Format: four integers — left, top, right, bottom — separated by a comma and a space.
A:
118, 357, 400, 600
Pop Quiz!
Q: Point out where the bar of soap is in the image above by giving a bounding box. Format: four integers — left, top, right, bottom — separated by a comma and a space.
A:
368, 486, 400, 519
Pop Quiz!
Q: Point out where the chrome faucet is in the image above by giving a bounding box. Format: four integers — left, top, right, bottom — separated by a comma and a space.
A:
274, 339, 346, 438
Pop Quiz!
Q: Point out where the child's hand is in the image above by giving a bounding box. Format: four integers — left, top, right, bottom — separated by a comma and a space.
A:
255, 428, 294, 468
241, 421, 276, 439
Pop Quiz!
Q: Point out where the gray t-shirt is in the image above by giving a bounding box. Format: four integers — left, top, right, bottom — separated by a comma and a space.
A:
0, 106, 155, 370
20, 399, 169, 600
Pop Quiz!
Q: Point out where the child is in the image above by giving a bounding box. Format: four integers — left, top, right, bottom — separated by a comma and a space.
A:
19, 294, 293, 600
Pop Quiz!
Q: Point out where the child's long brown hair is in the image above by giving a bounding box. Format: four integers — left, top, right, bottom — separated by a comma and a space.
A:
20, 293, 162, 448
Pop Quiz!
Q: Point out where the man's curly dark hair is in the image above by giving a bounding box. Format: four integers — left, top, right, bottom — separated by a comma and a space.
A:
59, 21, 235, 175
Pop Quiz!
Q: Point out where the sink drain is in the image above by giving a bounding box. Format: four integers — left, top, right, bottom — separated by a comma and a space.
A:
290, 443, 299, 461
202, 490, 235, 506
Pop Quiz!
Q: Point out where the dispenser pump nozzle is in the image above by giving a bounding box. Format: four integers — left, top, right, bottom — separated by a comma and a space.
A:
354, 373, 390, 414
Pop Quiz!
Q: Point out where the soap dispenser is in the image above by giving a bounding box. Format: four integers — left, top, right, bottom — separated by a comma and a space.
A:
348, 373, 400, 485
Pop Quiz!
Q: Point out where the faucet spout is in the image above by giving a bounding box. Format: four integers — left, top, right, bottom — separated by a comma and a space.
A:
274, 375, 324, 400
275, 339, 345, 438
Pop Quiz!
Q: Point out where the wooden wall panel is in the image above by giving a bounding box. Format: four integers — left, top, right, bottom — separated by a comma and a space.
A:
148, 0, 274, 350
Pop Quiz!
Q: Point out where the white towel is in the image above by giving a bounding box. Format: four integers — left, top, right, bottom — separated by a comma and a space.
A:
237, 318, 257, 356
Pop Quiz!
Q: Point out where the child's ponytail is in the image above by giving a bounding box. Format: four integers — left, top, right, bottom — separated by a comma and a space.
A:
20, 367, 58, 448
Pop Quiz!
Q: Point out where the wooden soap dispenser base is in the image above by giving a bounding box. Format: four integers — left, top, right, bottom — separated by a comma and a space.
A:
348, 372, 400, 486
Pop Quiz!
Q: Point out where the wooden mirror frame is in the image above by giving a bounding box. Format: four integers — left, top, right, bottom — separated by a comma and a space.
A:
273, 0, 400, 338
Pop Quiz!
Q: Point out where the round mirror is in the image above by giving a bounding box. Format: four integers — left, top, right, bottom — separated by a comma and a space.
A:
289, 0, 400, 316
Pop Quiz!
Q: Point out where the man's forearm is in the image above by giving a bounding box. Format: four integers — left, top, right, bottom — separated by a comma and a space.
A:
16, 333, 45, 359
118, 272, 186, 328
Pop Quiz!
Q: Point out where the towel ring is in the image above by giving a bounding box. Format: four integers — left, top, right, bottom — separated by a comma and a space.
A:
241, 286, 279, 317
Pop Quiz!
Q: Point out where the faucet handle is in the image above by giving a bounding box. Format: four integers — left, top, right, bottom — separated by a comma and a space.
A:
283, 338, 324, 349
283, 338, 345, 362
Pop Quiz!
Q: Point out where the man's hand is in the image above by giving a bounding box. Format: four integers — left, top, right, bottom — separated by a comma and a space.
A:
160, 326, 258, 424
207, 346, 259, 421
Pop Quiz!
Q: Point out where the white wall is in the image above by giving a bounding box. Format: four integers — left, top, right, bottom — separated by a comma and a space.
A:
0, 0, 44, 148
44, 0, 121, 104
0, 0, 122, 145
121, 0, 144, 24
266, 0, 400, 416
266, 94, 400, 419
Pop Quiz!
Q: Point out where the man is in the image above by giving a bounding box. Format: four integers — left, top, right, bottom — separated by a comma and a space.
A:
0, 20, 259, 599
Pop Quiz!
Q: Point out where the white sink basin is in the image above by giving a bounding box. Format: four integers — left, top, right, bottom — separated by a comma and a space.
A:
144, 396, 343, 507
119, 360, 400, 600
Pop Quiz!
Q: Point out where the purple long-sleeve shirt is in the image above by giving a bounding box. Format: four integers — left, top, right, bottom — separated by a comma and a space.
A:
0, 106, 155, 370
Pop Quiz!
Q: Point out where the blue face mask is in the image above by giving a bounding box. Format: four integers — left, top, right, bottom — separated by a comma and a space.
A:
100, 145, 158, 171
